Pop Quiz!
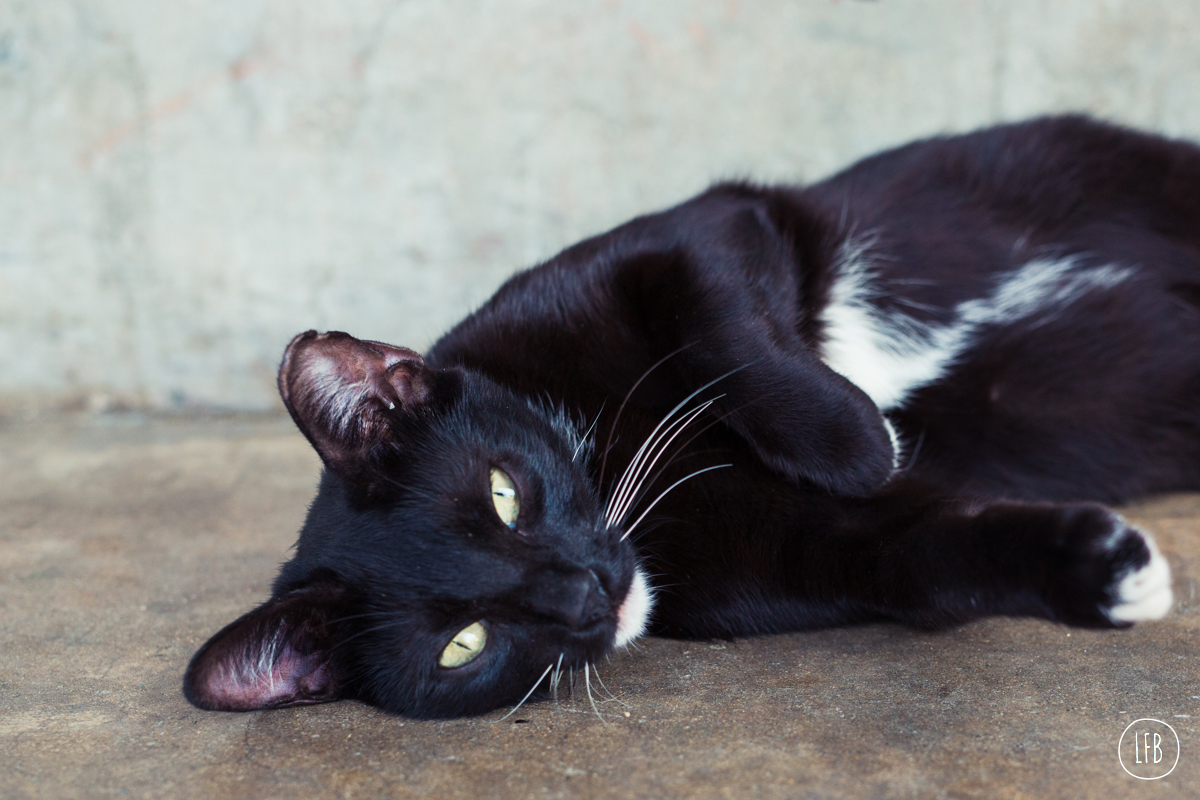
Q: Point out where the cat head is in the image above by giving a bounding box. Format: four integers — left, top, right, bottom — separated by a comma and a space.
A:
183, 331, 650, 718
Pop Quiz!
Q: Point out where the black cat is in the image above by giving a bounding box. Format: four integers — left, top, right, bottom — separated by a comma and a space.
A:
184, 115, 1192, 719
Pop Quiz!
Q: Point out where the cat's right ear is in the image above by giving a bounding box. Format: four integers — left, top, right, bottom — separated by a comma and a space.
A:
278, 330, 458, 479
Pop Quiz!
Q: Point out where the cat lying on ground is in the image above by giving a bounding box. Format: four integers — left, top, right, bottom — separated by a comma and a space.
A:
185, 115, 1192, 719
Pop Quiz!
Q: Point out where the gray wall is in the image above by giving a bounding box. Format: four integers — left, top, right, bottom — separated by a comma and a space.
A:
3, 0, 1199, 413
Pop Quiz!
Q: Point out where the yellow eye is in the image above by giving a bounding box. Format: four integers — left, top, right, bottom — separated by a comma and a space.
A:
490, 468, 519, 527
439, 621, 488, 668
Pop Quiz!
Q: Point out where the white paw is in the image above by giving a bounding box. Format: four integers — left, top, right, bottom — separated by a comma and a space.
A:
1105, 526, 1173, 623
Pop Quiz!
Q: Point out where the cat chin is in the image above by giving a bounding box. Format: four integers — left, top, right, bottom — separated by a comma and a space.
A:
614, 568, 653, 647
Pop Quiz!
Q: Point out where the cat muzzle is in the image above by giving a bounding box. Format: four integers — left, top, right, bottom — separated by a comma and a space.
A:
520, 567, 612, 630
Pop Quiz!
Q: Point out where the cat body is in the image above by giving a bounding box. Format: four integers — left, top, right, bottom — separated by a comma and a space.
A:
185, 115, 1195, 718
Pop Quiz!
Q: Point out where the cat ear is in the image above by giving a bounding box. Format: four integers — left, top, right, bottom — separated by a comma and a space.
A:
183, 581, 351, 711
278, 330, 451, 472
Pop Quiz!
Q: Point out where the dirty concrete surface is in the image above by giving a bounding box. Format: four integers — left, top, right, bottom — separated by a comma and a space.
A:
2, 414, 1197, 799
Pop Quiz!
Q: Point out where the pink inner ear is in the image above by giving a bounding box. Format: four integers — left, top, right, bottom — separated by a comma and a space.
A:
196, 642, 336, 711
185, 581, 350, 712
185, 591, 349, 712
277, 331, 431, 466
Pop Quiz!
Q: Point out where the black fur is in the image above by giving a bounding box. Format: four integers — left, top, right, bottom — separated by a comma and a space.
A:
185, 116, 1195, 718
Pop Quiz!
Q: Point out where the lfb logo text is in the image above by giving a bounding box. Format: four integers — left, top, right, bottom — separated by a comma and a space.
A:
1134, 731, 1166, 764
1118, 719, 1180, 780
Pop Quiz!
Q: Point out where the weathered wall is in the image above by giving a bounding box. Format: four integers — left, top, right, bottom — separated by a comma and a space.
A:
3, 0, 1199, 412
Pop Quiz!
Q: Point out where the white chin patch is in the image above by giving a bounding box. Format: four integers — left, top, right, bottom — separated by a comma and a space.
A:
614, 568, 654, 647
1106, 532, 1173, 623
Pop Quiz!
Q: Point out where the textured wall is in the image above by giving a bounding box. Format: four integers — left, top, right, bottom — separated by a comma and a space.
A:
3, 0, 1199, 412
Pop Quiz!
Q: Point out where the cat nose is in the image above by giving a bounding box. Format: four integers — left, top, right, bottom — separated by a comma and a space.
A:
522, 567, 610, 629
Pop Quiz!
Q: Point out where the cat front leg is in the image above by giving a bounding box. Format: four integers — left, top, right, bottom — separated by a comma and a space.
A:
795, 497, 1174, 630
611, 235, 897, 496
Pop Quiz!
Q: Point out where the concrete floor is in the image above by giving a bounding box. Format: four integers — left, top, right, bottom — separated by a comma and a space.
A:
3, 414, 1198, 799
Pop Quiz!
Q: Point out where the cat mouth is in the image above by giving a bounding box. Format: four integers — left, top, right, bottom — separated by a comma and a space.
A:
614, 568, 653, 647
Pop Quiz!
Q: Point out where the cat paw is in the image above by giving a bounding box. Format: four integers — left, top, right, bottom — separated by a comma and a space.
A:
1052, 508, 1173, 627
1103, 521, 1172, 623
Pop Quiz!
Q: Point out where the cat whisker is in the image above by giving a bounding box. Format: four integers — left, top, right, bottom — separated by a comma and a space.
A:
488, 662, 556, 724
326, 617, 408, 655
905, 428, 926, 471
613, 401, 755, 530
621, 445, 732, 517
606, 398, 711, 518
606, 398, 719, 526
551, 653, 564, 705
612, 417, 742, 534
362, 472, 445, 502
620, 464, 732, 541
606, 377, 752, 529
588, 665, 627, 707
584, 663, 607, 723
619, 516, 679, 545
573, 400, 606, 463
322, 609, 400, 627
598, 346, 690, 492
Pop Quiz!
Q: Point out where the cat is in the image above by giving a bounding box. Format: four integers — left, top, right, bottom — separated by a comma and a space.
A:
183, 115, 1195, 719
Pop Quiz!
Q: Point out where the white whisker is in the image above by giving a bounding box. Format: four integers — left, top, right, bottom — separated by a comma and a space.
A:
606, 403, 700, 524
603, 364, 748, 522
621, 463, 732, 541
584, 663, 607, 723
606, 398, 718, 526
613, 399, 718, 525
488, 662, 555, 723
573, 401, 606, 462
551, 653, 564, 705
599, 348, 690, 491
588, 665, 627, 706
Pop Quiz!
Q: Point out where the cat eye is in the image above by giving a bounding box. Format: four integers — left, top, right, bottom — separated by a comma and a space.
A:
438, 621, 488, 668
490, 467, 520, 527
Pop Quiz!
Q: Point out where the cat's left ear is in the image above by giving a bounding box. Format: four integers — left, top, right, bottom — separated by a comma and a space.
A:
278, 330, 459, 480
183, 581, 352, 711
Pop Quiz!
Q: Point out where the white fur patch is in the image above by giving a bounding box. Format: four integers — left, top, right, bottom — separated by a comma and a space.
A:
820, 248, 1135, 411
881, 416, 902, 473
1106, 530, 1173, 623
614, 568, 654, 647
955, 258, 1133, 331
820, 241, 953, 411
